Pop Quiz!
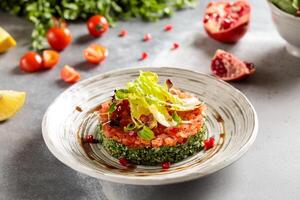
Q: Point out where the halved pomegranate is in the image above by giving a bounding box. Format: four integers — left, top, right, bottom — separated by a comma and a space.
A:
211, 49, 255, 81
203, 0, 251, 43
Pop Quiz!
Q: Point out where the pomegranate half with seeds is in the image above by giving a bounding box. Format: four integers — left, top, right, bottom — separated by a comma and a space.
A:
211, 49, 255, 81
203, 0, 251, 43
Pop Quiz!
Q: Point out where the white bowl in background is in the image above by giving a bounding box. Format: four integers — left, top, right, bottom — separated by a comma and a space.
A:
268, 2, 300, 57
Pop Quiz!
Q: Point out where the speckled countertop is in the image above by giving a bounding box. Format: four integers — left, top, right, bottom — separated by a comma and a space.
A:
0, 0, 300, 199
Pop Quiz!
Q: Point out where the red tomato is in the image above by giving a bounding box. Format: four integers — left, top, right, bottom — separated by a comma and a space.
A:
83, 44, 108, 64
19, 51, 43, 73
47, 27, 72, 51
60, 65, 80, 83
203, 0, 251, 43
42, 50, 60, 69
87, 15, 109, 37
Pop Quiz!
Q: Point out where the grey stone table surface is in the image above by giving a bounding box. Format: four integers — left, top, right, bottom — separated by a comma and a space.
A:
0, 0, 300, 199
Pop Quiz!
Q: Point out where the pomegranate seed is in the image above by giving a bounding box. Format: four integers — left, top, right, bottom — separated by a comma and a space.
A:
211, 58, 227, 76
166, 79, 173, 89
233, 5, 243, 13
119, 157, 128, 166
244, 62, 255, 71
162, 162, 171, 169
143, 33, 152, 42
171, 42, 179, 50
118, 29, 128, 37
212, 13, 220, 21
204, 137, 215, 150
221, 18, 233, 29
128, 131, 136, 137
85, 135, 94, 143
203, 14, 210, 23
164, 24, 173, 31
139, 52, 148, 61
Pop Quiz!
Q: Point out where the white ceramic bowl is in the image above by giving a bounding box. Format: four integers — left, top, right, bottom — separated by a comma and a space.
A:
42, 67, 258, 185
268, 2, 300, 57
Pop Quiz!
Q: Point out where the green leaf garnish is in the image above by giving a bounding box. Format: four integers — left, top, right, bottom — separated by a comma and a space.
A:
172, 112, 181, 124
114, 71, 200, 128
124, 123, 135, 132
138, 126, 155, 141
108, 103, 116, 113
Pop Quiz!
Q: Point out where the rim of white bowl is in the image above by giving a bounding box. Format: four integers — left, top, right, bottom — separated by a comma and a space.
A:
42, 66, 259, 185
268, 1, 300, 21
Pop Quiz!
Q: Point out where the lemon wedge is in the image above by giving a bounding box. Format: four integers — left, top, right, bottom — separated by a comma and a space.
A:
0, 27, 16, 53
0, 90, 26, 121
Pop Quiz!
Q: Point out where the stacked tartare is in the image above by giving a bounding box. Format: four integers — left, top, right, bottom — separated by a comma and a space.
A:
97, 71, 207, 166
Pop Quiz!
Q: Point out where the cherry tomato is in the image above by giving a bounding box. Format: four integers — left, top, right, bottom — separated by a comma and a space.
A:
42, 50, 60, 69
83, 44, 108, 64
87, 15, 109, 37
47, 27, 72, 51
60, 65, 80, 83
203, 0, 251, 43
19, 51, 43, 73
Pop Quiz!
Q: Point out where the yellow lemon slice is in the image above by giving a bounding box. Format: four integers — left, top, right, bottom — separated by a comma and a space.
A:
0, 90, 26, 121
0, 27, 17, 53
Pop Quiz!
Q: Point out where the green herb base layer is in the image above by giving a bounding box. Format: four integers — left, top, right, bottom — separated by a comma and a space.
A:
97, 125, 207, 165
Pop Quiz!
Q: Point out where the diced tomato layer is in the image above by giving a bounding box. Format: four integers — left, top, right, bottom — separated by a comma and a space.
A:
99, 99, 205, 148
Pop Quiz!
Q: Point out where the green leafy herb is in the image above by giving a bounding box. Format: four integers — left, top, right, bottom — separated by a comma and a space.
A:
99, 124, 207, 165
0, 0, 198, 50
108, 102, 117, 113
138, 126, 155, 141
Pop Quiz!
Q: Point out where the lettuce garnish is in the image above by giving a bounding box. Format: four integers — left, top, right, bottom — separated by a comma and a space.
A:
114, 71, 201, 129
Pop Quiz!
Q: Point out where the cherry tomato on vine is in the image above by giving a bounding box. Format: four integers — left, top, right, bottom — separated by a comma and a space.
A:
87, 15, 109, 37
19, 51, 43, 72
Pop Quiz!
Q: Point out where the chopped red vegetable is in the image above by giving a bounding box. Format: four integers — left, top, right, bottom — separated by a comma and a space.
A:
83, 44, 108, 64
164, 24, 173, 31
60, 65, 80, 84
42, 50, 60, 69
162, 162, 171, 169
204, 137, 215, 150
119, 157, 128, 166
143, 33, 152, 42
139, 52, 148, 61
118, 29, 128, 37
